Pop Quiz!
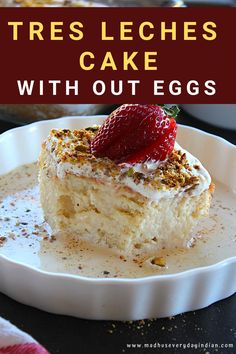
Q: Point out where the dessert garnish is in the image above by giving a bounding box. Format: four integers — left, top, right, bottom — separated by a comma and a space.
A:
90, 104, 178, 164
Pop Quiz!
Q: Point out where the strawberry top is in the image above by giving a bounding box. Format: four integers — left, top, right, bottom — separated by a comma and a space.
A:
90, 104, 177, 164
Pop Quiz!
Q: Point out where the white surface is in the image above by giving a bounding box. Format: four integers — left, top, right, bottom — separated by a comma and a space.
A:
0, 116, 236, 320
181, 104, 236, 130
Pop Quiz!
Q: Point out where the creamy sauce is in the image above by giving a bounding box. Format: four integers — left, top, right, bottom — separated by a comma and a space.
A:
0, 163, 236, 279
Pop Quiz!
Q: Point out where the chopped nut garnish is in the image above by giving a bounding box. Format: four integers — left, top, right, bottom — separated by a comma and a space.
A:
50, 235, 57, 242
45, 128, 202, 193
85, 125, 100, 132
74, 144, 88, 153
127, 168, 135, 177
151, 257, 166, 267
0, 236, 7, 246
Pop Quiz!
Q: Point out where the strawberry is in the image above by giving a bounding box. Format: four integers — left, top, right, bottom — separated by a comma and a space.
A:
90, 104, 177, 164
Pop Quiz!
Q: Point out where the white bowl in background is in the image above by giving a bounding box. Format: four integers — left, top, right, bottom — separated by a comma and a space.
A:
181, 104, 236, 130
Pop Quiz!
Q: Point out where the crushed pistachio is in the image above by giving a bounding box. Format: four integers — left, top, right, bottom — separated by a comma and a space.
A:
44, 128, 202, 192
85, 125, 100, 132
151, 257, 166, 267
0, 236, 7, 246
127, 167, 135, 177
74, 144, 88, 153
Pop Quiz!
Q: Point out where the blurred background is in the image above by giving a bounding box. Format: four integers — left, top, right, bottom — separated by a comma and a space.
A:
0, 0, 236, 6
0, 104, 236, 142
0, 104, 236, 130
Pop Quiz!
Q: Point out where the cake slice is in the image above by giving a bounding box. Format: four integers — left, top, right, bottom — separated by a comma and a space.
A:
39, 104, 213, 256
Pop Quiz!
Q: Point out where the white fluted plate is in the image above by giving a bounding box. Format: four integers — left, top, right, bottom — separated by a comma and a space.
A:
0, 116, 236, 320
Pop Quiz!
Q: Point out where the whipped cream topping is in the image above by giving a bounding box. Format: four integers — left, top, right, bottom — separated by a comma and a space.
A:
120, 143, 211, 201
44, 131, 211, 202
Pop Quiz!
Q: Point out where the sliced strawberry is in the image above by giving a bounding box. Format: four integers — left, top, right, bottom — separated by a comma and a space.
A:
91, 104, 165, 156
90, 104, 177, 164
124, 118, 177, 164
104, 113, 171, 161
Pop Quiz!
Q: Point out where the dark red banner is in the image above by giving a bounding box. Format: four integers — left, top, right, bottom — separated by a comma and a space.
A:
0, 7, 235, 103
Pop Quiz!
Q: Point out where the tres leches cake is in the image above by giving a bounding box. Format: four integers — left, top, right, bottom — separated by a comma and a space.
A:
39, 104, 214, 256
